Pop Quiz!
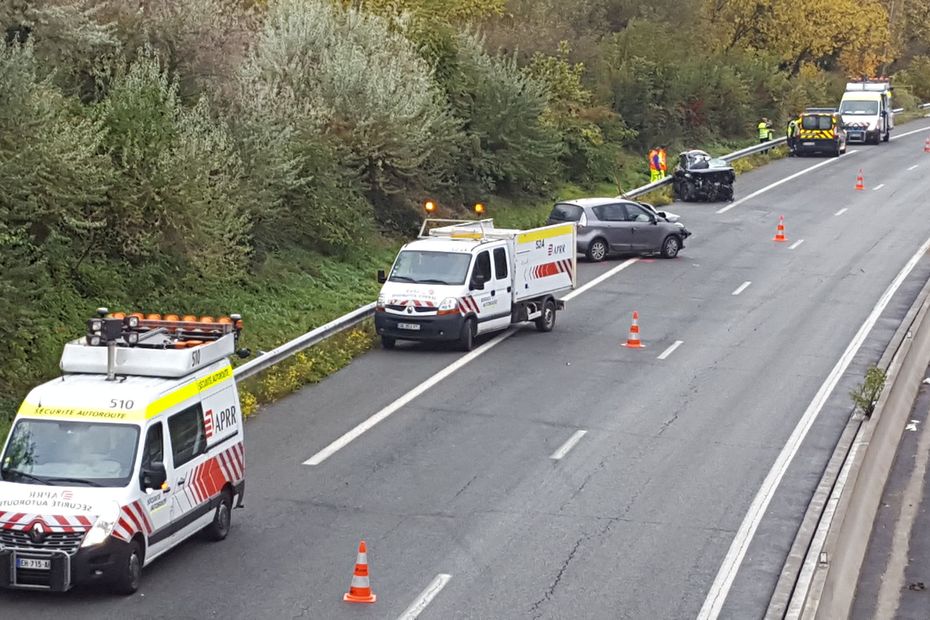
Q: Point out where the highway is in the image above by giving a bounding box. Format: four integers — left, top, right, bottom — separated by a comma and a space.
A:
4, 124, 930, 619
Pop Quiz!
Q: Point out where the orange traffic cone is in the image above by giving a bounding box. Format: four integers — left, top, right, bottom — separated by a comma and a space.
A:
773, 215, 787, 242
924, 137, 930, 153
622, 311, 645, 348
343, 541, 376, 604
855, 169, 865, 191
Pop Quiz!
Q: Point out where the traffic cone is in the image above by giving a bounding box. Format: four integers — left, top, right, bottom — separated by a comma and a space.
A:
773, 215, 787, 242
924, 137, 930, 153
621, 312, 645, 348
855, 169, 865, 191
343, 541, 376, 604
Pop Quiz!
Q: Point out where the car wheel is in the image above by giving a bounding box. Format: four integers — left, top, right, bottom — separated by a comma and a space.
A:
535, 299, 556, 333
113, 539, 143, 595
459, 318, 476, 352
660, 235, 681, 259
381, 336, 396, 350
204, 490, 233, 541
585, 238, 608, 262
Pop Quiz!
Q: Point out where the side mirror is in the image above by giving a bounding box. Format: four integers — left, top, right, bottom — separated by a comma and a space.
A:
377, 270, 387, 284
470, 273, 486, 291
141, 461, 168, 492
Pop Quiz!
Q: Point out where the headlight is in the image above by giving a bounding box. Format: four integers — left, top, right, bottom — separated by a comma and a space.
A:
437, 298, 459, 316
684, 173, 692, 179
376, 293, 386, 311
81, 501, 121, 548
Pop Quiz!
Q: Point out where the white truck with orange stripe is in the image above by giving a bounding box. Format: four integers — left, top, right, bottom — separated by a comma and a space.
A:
0, 310, 247, 594
375, 219, 577, 350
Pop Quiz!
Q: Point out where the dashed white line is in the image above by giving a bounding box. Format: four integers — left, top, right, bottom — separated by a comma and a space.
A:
873, 184, 886, 191
835, 208, 848, 216
397, 574, 452, 620
716, 151, 858, 214
697, 233, 930, 620
731, 281, 752, 296
789, 239, 805, 250
657, 340, 684, 360
304, 259, 640, 466
550, 430, 588, 460
908, 164, 919, 171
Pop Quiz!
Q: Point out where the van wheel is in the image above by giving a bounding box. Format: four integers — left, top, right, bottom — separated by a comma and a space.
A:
535, 299, 556, 333
381, 336, 396, 350
113, 540, 143, 595
661, 235, 681, 259
205, 490, 232, 541
459, 318, 476, 352
586, 238, 608, 262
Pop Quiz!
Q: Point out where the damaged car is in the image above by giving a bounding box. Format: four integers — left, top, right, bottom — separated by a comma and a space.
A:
672, 150, 736, 202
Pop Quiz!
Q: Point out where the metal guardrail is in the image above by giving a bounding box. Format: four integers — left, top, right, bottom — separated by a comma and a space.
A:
234, 302, 376, 380
920, 102, 930, 110
621, 137, 788, 199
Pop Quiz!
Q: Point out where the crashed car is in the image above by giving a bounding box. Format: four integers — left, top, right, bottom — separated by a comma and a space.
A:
672, 150, 735, 202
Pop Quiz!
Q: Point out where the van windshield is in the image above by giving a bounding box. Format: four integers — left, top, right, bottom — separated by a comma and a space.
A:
390, 250, 472, 286
1, 419, 139, 487
840, 100, 879, 115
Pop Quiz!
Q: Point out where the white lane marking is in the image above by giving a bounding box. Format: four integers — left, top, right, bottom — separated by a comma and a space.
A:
657, 340, 684, 360
697, 233, 930, 620
397, 574, 452, 620
834, 208, 848, 216
563, 258, 639, 301
305, 259, 640, 465
908, 165, 919, 171
550, 430, 588, 460
789, 239, 805, 250
873, 184, 886, 191
304, 330, 515, 465
890, 125, 930, 141
732, 282, 752, 296
716, 151, 859, 214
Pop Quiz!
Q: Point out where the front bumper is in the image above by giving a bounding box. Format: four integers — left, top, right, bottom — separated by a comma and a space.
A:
796, 138, 841, 153
845, 129, 876, 143
0, 536, 131, 592
375, 311, 466, 342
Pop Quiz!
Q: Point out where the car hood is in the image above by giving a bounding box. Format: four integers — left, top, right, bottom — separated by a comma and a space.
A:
379, 281, 466, 306
0, 481, 122, 526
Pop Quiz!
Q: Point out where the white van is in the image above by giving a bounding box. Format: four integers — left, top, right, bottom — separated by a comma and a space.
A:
375, 219, 577, 350
840, 80, 894, 144
0, 311, 247, 594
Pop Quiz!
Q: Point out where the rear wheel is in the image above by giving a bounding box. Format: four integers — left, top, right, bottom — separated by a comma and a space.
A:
459, 318, 476, 352
535, 299, 557, 333
113, 540, 143, 595
586, 238, 608, 262
204, 490, 232, 541
660, 235, 681, 259
381, 336, 396, 350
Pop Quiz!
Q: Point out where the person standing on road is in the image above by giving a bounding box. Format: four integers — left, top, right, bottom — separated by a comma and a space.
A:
786, 113, 800, 156
658, 145, 668, 178
648, 146, 661, 182
758, 117, 773, 143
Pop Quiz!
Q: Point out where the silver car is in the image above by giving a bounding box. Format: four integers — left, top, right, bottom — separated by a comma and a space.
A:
547, 197, 692, 262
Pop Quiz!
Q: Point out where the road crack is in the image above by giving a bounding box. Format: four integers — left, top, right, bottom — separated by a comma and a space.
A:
528, 535, 585, 618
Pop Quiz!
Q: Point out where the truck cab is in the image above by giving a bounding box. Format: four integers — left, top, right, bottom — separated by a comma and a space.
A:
0, 311, 247, 594
840, 80, 893, 144
375, 219, 577, 351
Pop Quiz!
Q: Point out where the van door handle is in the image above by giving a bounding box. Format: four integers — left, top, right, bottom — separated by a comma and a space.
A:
507, 287, 512, 293
491, 290, 496, 297
177, 477, 186, 486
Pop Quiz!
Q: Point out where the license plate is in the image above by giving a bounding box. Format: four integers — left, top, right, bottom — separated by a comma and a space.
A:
16, 558, 50, 570
397, 322, 420, 331
803, 142, 815, 146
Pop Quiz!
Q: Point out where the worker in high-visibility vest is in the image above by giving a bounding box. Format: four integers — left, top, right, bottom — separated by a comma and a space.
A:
658, 145, 668, 178
758, 118, 774, 143
648, 147, 661, 182
786, 114, 800, 156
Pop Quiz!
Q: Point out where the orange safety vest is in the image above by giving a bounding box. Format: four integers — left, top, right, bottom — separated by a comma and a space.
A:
648, 149, 659, 171
658, 149, 667, 172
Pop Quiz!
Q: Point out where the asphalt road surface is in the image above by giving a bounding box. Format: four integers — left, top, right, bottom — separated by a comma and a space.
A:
5, 124, 930, 619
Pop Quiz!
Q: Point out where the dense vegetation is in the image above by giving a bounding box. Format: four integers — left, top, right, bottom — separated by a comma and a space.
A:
2, 0, 930, 433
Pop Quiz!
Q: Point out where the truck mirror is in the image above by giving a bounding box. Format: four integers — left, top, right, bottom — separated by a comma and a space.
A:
377, 270, 387, 284
470, 273, 486, 290
142, 462, 168, 492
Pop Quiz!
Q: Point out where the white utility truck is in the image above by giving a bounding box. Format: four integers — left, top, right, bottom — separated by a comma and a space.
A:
375, 219, 577, 350
840, 79, 894, 144
0, 311, 247, 594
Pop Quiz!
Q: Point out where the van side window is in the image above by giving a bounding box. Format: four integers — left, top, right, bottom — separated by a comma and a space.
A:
141, 423, 164, 469
474, 251, 492, 283
168, 404, 206, 467
493, 247, 508, 279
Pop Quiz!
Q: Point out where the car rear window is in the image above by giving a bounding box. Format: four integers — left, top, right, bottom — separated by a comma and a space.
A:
549, 203, 583, 222
803, 116, 833, 130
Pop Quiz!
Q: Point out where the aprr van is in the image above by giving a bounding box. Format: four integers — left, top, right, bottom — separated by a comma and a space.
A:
0, 311, 247, 594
